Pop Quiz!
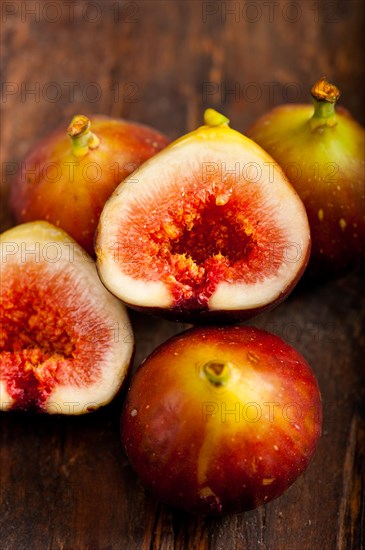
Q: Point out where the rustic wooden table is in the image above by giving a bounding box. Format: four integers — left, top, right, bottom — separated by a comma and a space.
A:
1, 1, 364, 548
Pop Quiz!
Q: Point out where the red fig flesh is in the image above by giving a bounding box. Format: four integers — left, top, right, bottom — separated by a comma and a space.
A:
0, 222, 134, 414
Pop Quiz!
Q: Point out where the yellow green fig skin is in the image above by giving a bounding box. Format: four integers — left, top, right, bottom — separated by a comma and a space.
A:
247, 98, 365, 277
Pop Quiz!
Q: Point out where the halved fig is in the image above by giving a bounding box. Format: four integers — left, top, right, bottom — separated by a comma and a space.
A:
96, 110, 310, 323
0, 221, 134, 414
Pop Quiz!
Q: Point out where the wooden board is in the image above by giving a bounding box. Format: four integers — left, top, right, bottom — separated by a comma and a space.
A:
1, 1, 364, 548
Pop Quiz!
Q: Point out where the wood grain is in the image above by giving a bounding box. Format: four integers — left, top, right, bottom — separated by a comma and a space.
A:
1, 1, 364, 548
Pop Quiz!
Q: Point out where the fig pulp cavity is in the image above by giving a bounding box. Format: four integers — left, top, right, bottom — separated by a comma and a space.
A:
11, 115, 170, 255
0, 221, 134, 414
96, 109, 310, 323
247, 77, 365, 277
121, 326, 322, 516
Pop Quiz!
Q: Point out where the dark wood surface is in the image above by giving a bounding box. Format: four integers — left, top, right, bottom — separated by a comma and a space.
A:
1, 1, 364, 548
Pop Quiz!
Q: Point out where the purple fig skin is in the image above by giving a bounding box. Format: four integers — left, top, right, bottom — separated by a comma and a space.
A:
121, 325, 322, 516
246, 78, 365, 278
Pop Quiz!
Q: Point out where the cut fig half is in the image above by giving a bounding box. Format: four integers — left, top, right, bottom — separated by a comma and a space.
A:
96, 110, 310, 323
0, 221, 134, 414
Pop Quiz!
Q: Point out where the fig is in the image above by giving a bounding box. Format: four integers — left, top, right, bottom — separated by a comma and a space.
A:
96, 109, 310, 323
121, 325, 322, 516
0, 221, 134, 414
11, 115, 170, 255
247, 77, 365, 277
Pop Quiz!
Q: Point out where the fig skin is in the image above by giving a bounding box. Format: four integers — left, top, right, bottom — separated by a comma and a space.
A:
0, 221, 134, 414
118, 275, 311, 325
96, 109, 311, 323
121, 325, 322, 516
246, 77, 365, 277
11, 115, 170, 255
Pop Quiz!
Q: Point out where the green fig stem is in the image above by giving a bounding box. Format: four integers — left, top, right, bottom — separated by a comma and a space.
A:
204, 109, 230, 127
202, 360, 232, 387
310, 77, 340, 130
68, 115, 100, 157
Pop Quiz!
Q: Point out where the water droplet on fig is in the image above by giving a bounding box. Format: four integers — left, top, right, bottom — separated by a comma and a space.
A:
339, 218, 347, 230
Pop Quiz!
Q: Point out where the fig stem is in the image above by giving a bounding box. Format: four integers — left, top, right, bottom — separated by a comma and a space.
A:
204, 109, 230, 127
68, 115, 100, 157
310, 77, 340, 130
202, 360, 232, 387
